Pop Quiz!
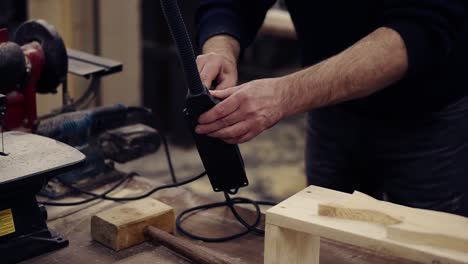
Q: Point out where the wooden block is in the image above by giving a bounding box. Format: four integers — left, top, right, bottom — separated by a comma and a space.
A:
91, 198, 175, 251
319, 191, 468, 253
265, 186, 468, 264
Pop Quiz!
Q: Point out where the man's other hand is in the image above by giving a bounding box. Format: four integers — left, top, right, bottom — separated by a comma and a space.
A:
195, 78, 286, 144
196, 52, 238, 90
197, 35, 240, 90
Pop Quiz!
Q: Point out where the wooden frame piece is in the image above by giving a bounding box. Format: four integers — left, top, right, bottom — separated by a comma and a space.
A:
265, 186, 468, 264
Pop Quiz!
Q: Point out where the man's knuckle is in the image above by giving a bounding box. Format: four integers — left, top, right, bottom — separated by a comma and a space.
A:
221, 117, 231, 127
225, 131, 236, 138
247, 134, 256, 142
200, 72, 210, 81
202, 124, 212, 132
213, 122, 223, 130
259, 116, 270, 128
244, 102, 256, 115
235, 91, 247, 101
239, 136, 249, 144
215, 105, 225, 116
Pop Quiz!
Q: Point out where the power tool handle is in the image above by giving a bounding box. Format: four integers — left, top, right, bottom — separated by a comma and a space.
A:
185, 89, 248, 193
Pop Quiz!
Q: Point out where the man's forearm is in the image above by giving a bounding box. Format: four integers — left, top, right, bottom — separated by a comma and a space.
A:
202, 35, 240, 64
278, 27, 409, 116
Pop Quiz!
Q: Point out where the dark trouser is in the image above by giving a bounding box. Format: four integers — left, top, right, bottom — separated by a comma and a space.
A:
306, 97, 468, 217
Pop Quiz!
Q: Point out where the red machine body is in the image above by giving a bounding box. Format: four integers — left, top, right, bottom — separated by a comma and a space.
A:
0, 29, 44, 131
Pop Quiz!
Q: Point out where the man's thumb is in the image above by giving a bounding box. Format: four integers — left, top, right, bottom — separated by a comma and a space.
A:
210, 86, 237, 99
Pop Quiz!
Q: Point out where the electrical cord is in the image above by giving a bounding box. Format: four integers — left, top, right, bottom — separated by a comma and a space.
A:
39, 171, 206, 206
40, 172, 137, 206
175, 192, 275, 242
39, 126, 277, 242
160, 133, 177, 184
59, 171, 206, 202
46, 168, 275, 241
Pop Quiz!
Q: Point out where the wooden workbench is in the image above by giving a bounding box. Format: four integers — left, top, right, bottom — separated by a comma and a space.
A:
24, 177, 417, 264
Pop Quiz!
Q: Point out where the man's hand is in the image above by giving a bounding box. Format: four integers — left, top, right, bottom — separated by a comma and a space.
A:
196, 52, 238, 89
195, 78, 286, 144
195, 28, 408, 145
197, 35, 240, 89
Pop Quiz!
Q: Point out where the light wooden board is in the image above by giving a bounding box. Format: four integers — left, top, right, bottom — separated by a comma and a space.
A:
0, 131, 85, 184
319, 191, 468, 253
260, 9, 296, 39
266, 186, 468, 264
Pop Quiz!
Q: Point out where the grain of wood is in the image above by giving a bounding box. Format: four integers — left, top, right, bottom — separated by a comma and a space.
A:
318, 204, 402, 226
264, 224, 319, 264
319, 191, 468, 253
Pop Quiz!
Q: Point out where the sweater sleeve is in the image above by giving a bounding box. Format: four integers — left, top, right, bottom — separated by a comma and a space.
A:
383, 0, 467, 77
196, 0, 276, 50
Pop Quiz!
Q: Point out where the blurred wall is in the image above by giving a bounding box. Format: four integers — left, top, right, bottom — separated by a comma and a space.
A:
99, 0, 141, 107
141, 0, 199, 145
28, 0, 141, 115
0, 0, 27, 30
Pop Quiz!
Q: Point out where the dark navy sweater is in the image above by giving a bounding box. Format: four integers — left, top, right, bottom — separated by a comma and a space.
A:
196, 0, 468, 119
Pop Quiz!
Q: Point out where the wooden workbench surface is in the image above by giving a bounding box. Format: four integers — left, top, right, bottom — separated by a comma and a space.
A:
24, 177, 417, 264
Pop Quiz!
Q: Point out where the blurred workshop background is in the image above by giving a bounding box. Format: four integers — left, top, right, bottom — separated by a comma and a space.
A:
0, 0, 306, 202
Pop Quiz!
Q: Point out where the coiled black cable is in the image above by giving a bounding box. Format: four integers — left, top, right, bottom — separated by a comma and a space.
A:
40, 172, 137, 206
176, 193, 276, 242
160, 133, 177, 183
40, 119, 276, 241
40, 171, 206, 206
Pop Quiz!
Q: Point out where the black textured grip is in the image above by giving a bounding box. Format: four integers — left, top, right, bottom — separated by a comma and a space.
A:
160, 0, 204, 94
0, 42, 26, 94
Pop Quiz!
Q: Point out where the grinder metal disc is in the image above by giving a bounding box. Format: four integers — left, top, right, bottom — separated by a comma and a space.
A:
14, 20, 68, 94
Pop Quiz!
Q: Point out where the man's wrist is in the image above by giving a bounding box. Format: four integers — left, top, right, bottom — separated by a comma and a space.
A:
202, 35, 240, 64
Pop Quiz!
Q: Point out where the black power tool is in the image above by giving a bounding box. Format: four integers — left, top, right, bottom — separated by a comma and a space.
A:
160, 0, 248, 194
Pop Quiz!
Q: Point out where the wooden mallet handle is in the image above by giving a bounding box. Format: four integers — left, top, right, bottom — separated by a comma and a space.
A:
145, 226, 238, 264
